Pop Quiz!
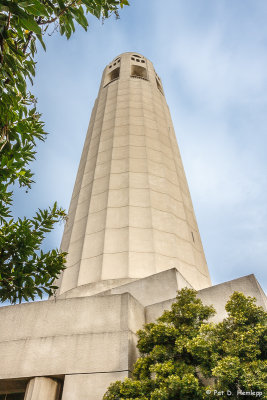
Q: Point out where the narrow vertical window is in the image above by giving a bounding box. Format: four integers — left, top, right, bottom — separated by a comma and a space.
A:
156, 77, 164, 94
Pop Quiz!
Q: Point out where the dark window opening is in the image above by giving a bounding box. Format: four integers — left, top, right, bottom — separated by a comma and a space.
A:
191, 232, 195, 243
0, 394, 25, 400
131, 57, 135, 61
131, 65, 148, 80
156, 78, 163, 94
136, 59, 140, 62
104, 67, 120, 86
141, 60, 145, 63
133, 54, 141, 58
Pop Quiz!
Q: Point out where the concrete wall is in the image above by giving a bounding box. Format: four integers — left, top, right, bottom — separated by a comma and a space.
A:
0, 272, 265, 399
58, 277, 138, 299
62, 372, 128, 400
58, 268, 192, 306
98, 268, 192, 306
0, 293, 144, 381
145, 274, 267, 323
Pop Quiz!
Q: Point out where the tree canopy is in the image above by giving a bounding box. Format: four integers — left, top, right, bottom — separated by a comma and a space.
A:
103, 288, 267, 400
0, 0, 129, 303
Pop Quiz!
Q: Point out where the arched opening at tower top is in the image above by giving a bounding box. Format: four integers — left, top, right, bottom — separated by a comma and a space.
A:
105, 67, 120, 86
130, 65, 148, 80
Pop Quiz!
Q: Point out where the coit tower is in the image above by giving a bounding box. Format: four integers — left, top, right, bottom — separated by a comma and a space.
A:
56, 52, 211, 299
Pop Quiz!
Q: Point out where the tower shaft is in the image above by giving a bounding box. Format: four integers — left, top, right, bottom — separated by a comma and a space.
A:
58, 52, 211, 296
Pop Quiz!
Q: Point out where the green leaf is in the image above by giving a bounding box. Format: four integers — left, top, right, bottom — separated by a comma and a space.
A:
20, 17, 42, 34
36, 34, 46, 51
20, 1, 50, 17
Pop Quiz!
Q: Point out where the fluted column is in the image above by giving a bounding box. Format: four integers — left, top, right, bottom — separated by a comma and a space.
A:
24, 377, 61, 400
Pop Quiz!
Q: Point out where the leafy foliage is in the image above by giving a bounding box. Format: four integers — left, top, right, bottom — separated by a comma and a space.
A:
0, 0, 129, 303
103, 289, 267, 400
0, 203, 67, 303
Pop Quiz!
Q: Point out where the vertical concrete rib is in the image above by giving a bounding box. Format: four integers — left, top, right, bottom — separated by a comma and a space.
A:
101, 78, 122, 280
57, 99, 99, 293
145, 77, 157, 277
77, 86, 110, 286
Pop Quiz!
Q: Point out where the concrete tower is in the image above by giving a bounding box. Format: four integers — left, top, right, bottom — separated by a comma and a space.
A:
57, 52, 211, 298
0, 53, 265, 400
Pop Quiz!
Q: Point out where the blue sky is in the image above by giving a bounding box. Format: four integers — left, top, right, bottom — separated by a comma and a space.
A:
13, 0, 267, 292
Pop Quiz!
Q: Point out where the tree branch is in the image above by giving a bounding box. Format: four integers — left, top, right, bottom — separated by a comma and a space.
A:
23, 16, 43, 54
38, 0, 78, 25
7, 12, 11, 29
0, 125, 9, 152
23, 31, 33, 54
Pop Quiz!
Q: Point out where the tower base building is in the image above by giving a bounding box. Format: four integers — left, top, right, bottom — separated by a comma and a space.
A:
0, 53, 266, 400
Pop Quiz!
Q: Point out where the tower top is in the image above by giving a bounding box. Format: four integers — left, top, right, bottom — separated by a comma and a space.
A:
108, 52, 149, 61
100, 51, 164, 95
